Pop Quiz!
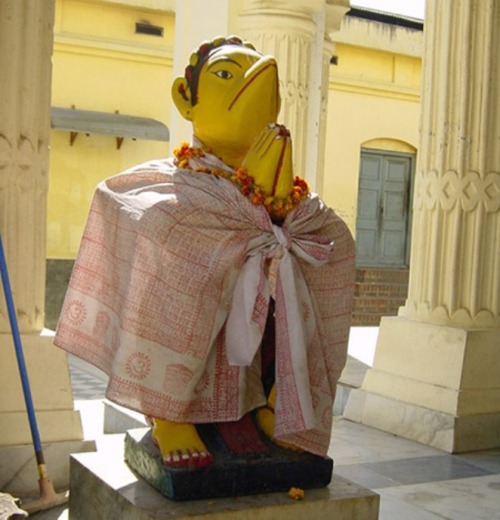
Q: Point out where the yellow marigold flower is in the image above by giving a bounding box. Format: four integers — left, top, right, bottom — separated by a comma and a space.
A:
172, 143, 309, 219
236, 167, 247, 179
251, 192, 264, 205
288, 487, 305, 500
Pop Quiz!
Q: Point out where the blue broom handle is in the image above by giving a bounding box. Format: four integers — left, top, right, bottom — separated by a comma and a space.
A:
0, 235, 44, 458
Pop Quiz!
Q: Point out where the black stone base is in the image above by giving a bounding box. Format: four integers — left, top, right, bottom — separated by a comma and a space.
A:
124, 416, 333, 501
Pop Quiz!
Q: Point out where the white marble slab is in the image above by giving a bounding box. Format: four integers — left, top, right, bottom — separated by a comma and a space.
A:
377, 493, 445, 520
377, 475, 500, 520
329, 418, 442, 465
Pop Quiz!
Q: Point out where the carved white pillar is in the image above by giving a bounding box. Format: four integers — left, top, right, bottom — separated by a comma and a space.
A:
237, 0, 349, 193
344, 0, 500, 453
400, 0, 500, 328
0, 0, 88, 495
0, 0, 53, 333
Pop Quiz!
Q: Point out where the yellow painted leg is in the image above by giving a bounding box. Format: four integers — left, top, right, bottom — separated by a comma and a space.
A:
256, 385, 302, 452
151, 418, 213, 468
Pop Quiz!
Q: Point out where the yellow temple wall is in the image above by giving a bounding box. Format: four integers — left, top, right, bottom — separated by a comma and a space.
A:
323, 32, 421, 232
47, 0, 422, 258
48, 0, 174, 258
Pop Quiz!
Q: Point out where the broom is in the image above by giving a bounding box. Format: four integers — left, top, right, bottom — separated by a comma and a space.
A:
0, 235, 68, 513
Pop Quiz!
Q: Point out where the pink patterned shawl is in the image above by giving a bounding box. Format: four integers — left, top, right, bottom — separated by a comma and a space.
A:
54, 153, 355, 456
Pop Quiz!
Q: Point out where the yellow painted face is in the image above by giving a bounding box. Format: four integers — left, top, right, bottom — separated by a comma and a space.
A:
173, 44, 281, 166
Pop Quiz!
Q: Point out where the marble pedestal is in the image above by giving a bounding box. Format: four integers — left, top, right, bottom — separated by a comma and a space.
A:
344, 317, 500, 453
0, 331, 93, 496
69, 438, 380, 519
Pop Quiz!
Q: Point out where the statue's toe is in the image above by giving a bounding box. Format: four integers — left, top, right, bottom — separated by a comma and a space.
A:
163, 448, 213, 468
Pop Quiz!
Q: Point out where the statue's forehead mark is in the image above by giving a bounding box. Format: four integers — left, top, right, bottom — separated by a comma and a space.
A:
206, 57, 243, 71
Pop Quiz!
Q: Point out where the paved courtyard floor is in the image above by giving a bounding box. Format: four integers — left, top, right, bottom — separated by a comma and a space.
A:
29, 327, 500, 519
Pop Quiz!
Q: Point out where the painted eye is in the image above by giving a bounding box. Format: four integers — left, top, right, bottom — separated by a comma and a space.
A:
214, 70, 233, 79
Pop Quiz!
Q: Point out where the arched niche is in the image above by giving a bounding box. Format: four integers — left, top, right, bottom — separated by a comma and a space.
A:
361, 137, 417, 155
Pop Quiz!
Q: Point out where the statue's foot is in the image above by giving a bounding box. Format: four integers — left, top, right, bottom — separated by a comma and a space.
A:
255, 406, 301, 452
256, 385, 301, 452
151, 418, 213, 468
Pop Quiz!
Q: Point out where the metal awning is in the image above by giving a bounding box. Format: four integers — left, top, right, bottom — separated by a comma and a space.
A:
51, 107, 170, 148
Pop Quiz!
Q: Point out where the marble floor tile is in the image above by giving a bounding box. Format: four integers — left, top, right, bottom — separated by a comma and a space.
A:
26, 328, 499, 520
70, 370, 107, 400
329, 418, 442, 465
377, 494, 445, 520
365, 456, 493, 486
457, 449, 500, 473
378, 474, 500, 520
334, 464, 402, 489
68, 354, 108, 400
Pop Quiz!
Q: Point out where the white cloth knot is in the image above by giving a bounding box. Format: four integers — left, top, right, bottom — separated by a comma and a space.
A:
272, 225, 291, 250
225, 222, 334, 368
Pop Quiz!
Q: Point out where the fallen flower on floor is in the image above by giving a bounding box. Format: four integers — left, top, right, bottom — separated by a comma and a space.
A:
288, 487, 305, 500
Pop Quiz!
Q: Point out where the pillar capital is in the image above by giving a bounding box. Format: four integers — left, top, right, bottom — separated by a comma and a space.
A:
326, 0, 351, 35
238, 0, 348, 192
240, 0, 350, 34
241, 0, 326, 15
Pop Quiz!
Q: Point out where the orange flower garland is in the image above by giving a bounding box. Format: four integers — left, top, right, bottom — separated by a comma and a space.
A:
173, 142, 309, 219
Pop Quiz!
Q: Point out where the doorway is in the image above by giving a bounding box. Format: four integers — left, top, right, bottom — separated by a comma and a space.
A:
355, 149, 414, 267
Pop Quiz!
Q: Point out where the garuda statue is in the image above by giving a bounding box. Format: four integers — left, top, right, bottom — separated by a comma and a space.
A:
55, 35, 355, 498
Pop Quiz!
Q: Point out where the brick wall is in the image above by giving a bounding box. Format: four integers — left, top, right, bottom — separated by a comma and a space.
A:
352, 268, 409, 326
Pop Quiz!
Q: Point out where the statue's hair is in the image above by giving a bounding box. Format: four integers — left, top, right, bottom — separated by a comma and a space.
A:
178, 35, 257, 106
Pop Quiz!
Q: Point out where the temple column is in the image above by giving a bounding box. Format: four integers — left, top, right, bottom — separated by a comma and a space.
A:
0, 0, 88, 495
344, 0, 500, 452
236, 0, 350, 193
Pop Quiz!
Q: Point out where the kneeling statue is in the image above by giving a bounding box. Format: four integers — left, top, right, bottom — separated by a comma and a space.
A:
55, 35, 355, 497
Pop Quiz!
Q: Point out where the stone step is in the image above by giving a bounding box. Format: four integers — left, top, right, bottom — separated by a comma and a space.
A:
352, 268, 409, 325
355, 268, 409, 285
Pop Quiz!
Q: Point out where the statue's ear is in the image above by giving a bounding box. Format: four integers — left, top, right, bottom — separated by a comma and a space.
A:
172, 77, 193, 121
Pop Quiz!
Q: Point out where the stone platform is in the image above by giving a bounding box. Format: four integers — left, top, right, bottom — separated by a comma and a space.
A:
69, 438, 380, 519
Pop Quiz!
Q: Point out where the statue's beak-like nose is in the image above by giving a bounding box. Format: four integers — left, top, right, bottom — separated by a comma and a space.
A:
228, 56, 280, 115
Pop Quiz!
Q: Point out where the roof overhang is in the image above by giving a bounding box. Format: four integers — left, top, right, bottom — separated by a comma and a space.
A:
51, 107, 170, 148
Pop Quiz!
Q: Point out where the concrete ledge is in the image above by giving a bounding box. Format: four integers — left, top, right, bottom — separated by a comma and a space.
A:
69, 447, 380, 519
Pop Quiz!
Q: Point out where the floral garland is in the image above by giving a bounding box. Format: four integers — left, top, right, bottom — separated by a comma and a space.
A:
173, 142, 309, 219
